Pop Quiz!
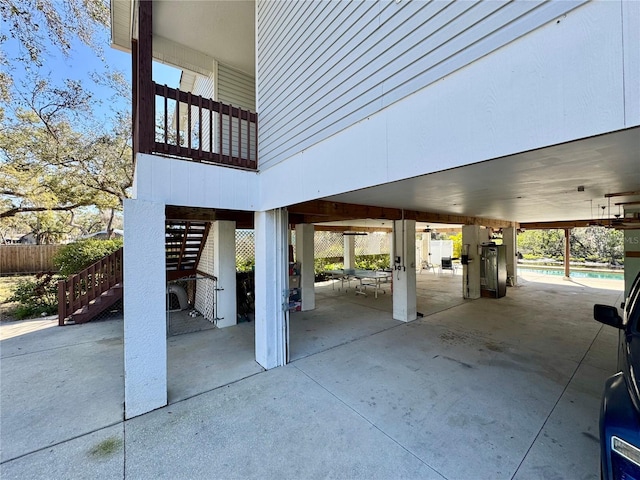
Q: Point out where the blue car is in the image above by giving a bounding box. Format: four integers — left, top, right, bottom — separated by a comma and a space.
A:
594, 270, 640, 480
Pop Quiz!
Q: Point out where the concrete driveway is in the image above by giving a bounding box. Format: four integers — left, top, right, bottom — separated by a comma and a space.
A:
0, 272, 623, 479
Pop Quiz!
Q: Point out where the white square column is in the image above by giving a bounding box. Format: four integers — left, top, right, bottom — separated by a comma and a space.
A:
462, 225, 489, 299
123, 199, 167, 419
343, 234, 355, 269
213, 220, 237, 328
295, 223, 315, 311
254, 209, 288, 369
502, 226, 518, 286
392, 219, 417, 322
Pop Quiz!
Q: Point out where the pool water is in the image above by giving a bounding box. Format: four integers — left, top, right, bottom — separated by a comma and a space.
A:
518, 267, 624, 280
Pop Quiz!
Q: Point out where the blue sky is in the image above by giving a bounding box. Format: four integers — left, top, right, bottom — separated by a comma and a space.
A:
4, 23, 182, 125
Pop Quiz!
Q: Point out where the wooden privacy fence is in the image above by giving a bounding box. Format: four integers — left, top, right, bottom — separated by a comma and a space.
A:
0, 245, 62, 274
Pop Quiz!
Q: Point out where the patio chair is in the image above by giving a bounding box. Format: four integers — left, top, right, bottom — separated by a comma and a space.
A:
440, 257, 455, 274
419, 261, 435, 274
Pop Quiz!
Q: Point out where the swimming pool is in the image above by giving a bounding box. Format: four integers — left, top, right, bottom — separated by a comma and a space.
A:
518, 267, 624, 280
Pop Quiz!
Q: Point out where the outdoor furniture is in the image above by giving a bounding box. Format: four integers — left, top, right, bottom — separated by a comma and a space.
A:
325, 269, 392, 298
419, 261, 435, 274
353, 269, 392, 298
325, 269, 354, 290
440, 257, 456, 274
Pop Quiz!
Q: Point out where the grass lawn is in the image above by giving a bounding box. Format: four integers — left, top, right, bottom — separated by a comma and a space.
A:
0, 275, 34, 321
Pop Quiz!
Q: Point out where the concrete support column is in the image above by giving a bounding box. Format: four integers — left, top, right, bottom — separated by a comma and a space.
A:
564, 228, 571, 279
213, 220, 237, 328
624, 228, 640, 298
392, 219, 417, 322
295, 223, 315, 311
254, 209, 288, 369
123, 198, 167, 419
462, 225, 483, 299
423, 233, 432, 266
502, 227, 518, 286
344, 234, 355, 269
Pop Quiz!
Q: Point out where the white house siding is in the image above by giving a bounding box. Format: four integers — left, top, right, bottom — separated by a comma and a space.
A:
256, 0, 589, 171
192, 73, 215, 154
259, 0, 637, 209
218, 63, 257, 161
218, 63, 255, 110
172, 64, 256, 161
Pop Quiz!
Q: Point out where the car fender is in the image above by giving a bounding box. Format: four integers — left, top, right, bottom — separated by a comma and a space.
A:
600, 372, 640, 479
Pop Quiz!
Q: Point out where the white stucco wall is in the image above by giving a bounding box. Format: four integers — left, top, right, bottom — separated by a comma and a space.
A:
133, 153, 259, 212
123, 199, 167, 418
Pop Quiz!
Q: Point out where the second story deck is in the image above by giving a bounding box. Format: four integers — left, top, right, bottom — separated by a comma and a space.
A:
131, 1, 257, 170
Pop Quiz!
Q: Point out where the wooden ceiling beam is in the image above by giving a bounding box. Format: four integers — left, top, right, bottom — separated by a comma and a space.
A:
288, 200, 516, 229
520, 219, 603, 229
521, 218, 640, 230
313, 225, 393, 233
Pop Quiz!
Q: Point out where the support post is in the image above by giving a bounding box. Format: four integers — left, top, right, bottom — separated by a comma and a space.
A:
136, 0, 154, 153
564, 228, 571, 279
392, 219, 417, 322
213, 220, 237, 328
502, 226, 518, 286
462, 225, 484, 299
295, 224, 315, 311
123, 198, 167, 419
344, 234, 355, 269
254, 209, 288, 369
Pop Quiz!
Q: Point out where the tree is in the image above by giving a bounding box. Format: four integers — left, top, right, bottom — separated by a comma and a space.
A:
518, 227, 624, 264
0, 0, 109, 65
0, 1, 133, 242
1, 77, 132, 211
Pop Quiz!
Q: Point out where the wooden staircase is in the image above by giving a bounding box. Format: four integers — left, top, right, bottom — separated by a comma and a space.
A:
57, 221, 211, 325
165, 220, 210, 280
58, 248, 123, 325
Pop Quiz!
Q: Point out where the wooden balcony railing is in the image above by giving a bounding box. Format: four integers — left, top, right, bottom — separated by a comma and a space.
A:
58, 247, 123, 325
151, 83, 258, 170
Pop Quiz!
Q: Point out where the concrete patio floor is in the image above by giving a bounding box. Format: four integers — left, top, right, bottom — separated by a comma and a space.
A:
0, 271, 624, 479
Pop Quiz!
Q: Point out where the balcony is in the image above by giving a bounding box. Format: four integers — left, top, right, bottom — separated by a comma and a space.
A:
151, 83, 257, 170
130, 0, 258, 170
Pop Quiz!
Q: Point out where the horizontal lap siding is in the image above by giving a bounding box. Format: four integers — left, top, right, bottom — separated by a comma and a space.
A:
256, 0, 586, 171
190, 74, 215, 152
218, 64, 256, 160
218, 64, 256, 111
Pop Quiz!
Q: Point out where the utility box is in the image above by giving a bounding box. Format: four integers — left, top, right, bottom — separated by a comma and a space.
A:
480, 244, 507, 298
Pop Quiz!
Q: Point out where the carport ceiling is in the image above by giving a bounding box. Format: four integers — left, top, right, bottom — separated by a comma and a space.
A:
324, 128, 640, 224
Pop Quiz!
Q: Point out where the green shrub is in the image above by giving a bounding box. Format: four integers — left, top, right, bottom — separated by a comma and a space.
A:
9, 272, 59, 319
314, 258, 343, 275
236, 257, 255, 272
54, 239, 123, 277
354, 254, 390, 271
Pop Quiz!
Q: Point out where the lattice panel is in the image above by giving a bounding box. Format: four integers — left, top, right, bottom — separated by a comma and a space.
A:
355, 232, 391, 256
232, 229, 391, 265
314, 231, 344, 259
236, 229, 255, 265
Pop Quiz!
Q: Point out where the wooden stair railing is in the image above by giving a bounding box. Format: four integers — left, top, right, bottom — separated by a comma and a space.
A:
165, 221, 210, 281
58, 247, 123, 326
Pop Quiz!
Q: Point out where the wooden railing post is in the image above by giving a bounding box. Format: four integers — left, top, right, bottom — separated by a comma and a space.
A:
58, 280, 66, 326
137, 0, 154, 153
